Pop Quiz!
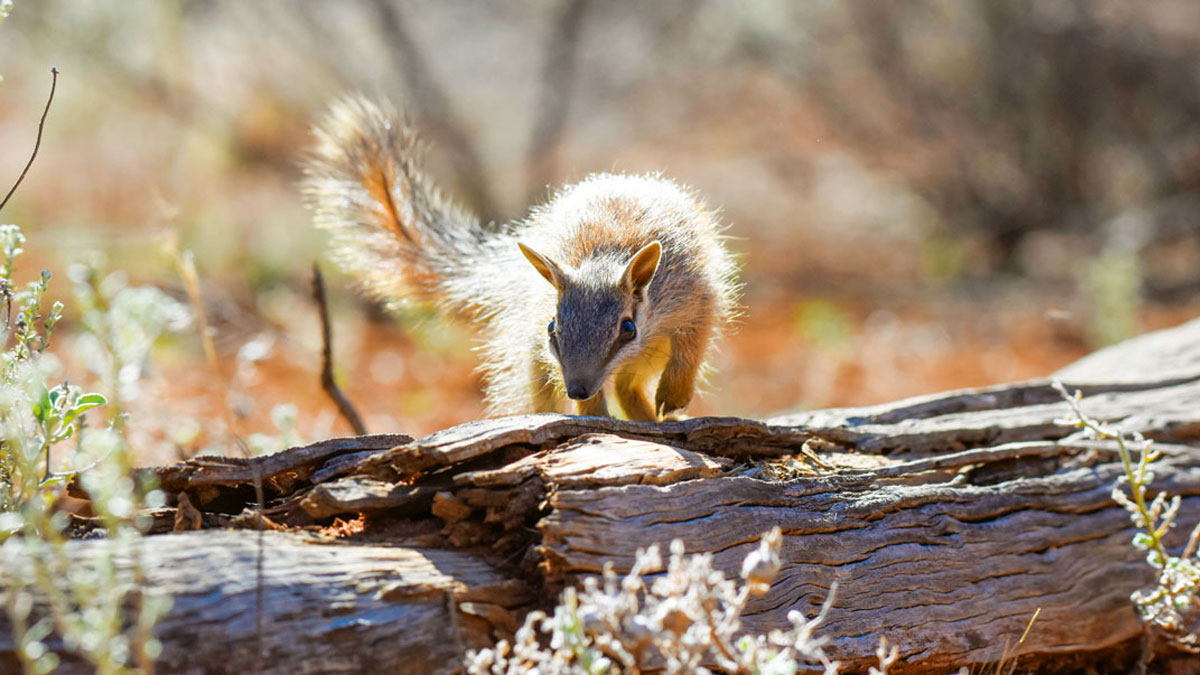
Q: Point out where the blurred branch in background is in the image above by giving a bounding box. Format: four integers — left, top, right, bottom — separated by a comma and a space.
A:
524, 0, 591, 204
0, 67, 56, 214
366, 0, 500, 223
796, 0, 1200, 279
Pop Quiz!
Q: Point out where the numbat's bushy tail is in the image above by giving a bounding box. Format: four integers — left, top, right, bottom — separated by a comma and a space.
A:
303, 97, 739, 420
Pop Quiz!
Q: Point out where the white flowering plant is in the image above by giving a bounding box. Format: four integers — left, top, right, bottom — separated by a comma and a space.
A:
466, 528, 855, 675
0, 221, 178, 674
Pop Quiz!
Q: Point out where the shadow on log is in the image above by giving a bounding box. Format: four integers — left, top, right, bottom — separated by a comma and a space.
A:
6, 317, 1200, 673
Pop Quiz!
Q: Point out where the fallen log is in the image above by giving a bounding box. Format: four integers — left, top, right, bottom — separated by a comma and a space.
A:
1, 531, 530, 674
4, 317, 1200, 673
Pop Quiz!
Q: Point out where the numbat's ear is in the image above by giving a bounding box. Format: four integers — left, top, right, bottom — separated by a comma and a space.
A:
622, 241, 662, 298
518, 242, 565, 290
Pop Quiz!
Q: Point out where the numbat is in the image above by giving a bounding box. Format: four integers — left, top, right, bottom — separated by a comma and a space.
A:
303, 98, 738, 421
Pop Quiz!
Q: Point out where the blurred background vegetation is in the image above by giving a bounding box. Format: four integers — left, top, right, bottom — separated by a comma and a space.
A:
1, 0, 1198, 463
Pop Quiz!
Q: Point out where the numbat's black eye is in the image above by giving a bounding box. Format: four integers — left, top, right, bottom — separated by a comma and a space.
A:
619, 318, 636, 340
547, 320, 556, 336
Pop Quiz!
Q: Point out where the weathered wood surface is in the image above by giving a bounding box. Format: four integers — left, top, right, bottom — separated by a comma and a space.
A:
69, 433, 414, 504
540, 442, 1200, 670
5, 316, 1200, 673
0, 531, 530, 675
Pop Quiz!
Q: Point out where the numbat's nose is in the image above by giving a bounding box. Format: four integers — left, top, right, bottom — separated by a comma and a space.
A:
566, 382, 591, 400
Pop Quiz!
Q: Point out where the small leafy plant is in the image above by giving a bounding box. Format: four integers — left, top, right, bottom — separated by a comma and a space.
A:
1054, 380, 1200, 651
0, 223, 108, 514
0, 218, 175, 673
31, 384, 107, 482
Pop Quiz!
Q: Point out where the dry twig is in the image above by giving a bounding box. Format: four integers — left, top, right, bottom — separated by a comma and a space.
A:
312, 263, 367, 435
0, 67, 58, 214
525, 0, 591, 204
367, 0, 498, 221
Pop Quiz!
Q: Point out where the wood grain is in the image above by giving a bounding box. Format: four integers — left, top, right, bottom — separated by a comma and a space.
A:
540, 443, 1200, 671
0, 531, 528, 675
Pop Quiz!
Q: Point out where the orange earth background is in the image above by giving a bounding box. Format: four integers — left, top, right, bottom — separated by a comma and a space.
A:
2, 2, 1199, 466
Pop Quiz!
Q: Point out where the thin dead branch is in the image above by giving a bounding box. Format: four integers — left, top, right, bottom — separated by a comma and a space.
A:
0, 67, 58, 214
367, 0, 499, 222
172, 242, 268, 668
525, 0, 591, 204
311, 263, 367, 435
173, 245, 245, 450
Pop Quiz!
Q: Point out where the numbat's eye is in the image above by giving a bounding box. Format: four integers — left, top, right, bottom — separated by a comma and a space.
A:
547, 320, 556, 336
619, 318, 636, 340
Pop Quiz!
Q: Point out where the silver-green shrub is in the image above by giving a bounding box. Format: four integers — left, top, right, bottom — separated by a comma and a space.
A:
0, 222, 175, 674
1055, 381, 1200, 652
466, 528, 846, 675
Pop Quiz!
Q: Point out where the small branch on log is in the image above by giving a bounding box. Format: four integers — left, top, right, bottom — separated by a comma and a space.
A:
0, 67, 58, 214
311, 263, 367, 435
